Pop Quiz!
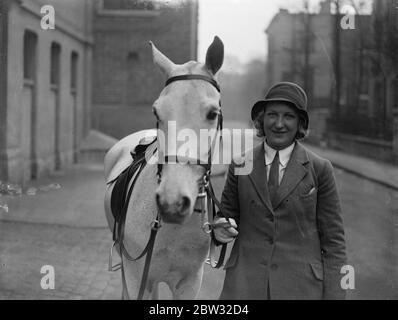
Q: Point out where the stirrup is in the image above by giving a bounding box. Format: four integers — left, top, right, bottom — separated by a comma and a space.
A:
108, 240, 122, 272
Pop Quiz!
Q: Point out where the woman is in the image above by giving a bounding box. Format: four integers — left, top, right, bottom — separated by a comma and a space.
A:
214, 82, 347, 300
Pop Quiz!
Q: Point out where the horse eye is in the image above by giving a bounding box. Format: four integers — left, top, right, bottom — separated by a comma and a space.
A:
206, 110, 218, 121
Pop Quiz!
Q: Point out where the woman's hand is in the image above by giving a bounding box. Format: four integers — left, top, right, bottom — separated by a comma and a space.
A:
213, 217, 238, 243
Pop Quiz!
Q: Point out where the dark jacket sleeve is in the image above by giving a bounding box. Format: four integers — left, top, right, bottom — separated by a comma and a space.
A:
219, 162, 240, 223
211, 162, 241, 245
316, 160, 347, 300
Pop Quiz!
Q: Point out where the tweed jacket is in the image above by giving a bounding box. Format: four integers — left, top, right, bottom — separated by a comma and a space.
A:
218, 141, 347, 300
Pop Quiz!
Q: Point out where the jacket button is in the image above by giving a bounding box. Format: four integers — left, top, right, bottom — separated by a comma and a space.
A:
269, 238, 274, 245
271, 264, 278, 271
269, 215, 274, 222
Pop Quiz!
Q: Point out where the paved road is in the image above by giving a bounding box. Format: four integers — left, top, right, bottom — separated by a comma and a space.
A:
335, 167, 398, 299
0, 165, 226, 300
0, 164, 397, 299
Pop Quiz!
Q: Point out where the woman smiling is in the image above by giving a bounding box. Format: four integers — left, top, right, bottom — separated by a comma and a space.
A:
213, 82, 347, 300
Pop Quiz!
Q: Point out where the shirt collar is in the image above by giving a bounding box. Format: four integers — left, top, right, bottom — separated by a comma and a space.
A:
264, 140, 295, 167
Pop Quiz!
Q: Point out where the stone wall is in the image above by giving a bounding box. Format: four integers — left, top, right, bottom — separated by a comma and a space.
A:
4, 0, 94, 184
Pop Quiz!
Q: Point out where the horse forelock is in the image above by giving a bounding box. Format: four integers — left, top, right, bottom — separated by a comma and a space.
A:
170, 61, 216, 80
158, 62, 212, 100
156, 60, 220, 123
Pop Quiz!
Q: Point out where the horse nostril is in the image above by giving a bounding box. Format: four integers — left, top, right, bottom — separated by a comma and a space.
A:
181, 196, 191, 213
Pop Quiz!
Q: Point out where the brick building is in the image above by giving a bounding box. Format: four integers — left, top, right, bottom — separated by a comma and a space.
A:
92, 0, 199, 139
0, 0, 94, 185
0, 0, 198, 184
264, 1, 398, 163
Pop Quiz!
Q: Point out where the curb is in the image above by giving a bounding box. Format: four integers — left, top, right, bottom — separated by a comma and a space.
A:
304, 144, 398, 192
330, 163, 398, 192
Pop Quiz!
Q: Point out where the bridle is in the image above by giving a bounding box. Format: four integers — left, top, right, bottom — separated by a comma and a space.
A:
156, 74, 222, 183
111, 74, 230, 300
156, 73, 226, 234
155, 74, 228, 234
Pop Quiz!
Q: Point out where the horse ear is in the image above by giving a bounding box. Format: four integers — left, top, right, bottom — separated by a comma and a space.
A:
149, 41, 176, 76
205, 36, 224, 75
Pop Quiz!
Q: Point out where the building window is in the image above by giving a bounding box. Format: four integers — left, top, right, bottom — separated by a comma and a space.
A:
23, 31, 37, 81
392, 76, 398, 110
102, 0, 156, 10
50, 42, 61, 87
71, 51, 78, 93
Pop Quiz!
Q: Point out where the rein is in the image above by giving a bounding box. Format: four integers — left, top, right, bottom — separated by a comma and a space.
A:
111, 74, 230, 300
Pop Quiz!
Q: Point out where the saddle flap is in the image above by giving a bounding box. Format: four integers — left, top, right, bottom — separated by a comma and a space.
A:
110, 137, 157, 225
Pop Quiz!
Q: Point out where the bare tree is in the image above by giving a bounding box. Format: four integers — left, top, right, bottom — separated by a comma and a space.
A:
332, 0, 341, 118
302, 0, 312, 98
282, 0, 314, 101
367, 0, 398, 129
348, 0, 371, 114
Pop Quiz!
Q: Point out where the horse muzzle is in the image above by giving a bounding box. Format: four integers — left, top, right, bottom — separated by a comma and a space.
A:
155, 193, 192, 224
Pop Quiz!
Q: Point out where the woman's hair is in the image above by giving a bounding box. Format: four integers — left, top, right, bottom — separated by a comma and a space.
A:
253, 104, 309, 140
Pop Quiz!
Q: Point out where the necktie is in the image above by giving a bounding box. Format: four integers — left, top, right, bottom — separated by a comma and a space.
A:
268, 151, 279, 208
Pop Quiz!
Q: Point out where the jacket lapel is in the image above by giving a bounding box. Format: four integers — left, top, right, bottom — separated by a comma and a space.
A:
248, 143, 274, 214
273, 142, 309, 209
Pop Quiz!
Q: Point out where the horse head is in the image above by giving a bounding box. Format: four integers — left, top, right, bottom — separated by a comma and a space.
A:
150, 37, 224, 224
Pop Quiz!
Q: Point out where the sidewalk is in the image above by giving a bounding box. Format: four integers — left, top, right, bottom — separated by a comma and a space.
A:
0, 161, 121, 299
304, 143, 398, 191
0, 163, 108, 227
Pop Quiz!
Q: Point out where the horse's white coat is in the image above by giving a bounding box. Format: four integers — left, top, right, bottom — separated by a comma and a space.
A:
104, 39, 223, 299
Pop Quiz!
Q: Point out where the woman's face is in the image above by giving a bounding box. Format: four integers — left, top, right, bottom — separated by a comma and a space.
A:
263, 102, 299, 150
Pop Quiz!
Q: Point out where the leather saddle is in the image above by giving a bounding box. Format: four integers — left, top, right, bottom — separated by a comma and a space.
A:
109, 136, 157, 241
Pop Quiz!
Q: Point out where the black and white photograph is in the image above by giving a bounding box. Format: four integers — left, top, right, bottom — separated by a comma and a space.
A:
0, 0, 397, 304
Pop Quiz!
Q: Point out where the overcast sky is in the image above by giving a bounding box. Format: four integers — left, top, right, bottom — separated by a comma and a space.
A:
197, 0, 367, 64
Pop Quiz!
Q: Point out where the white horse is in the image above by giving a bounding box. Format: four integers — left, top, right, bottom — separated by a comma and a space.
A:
104, 37, 224, 299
